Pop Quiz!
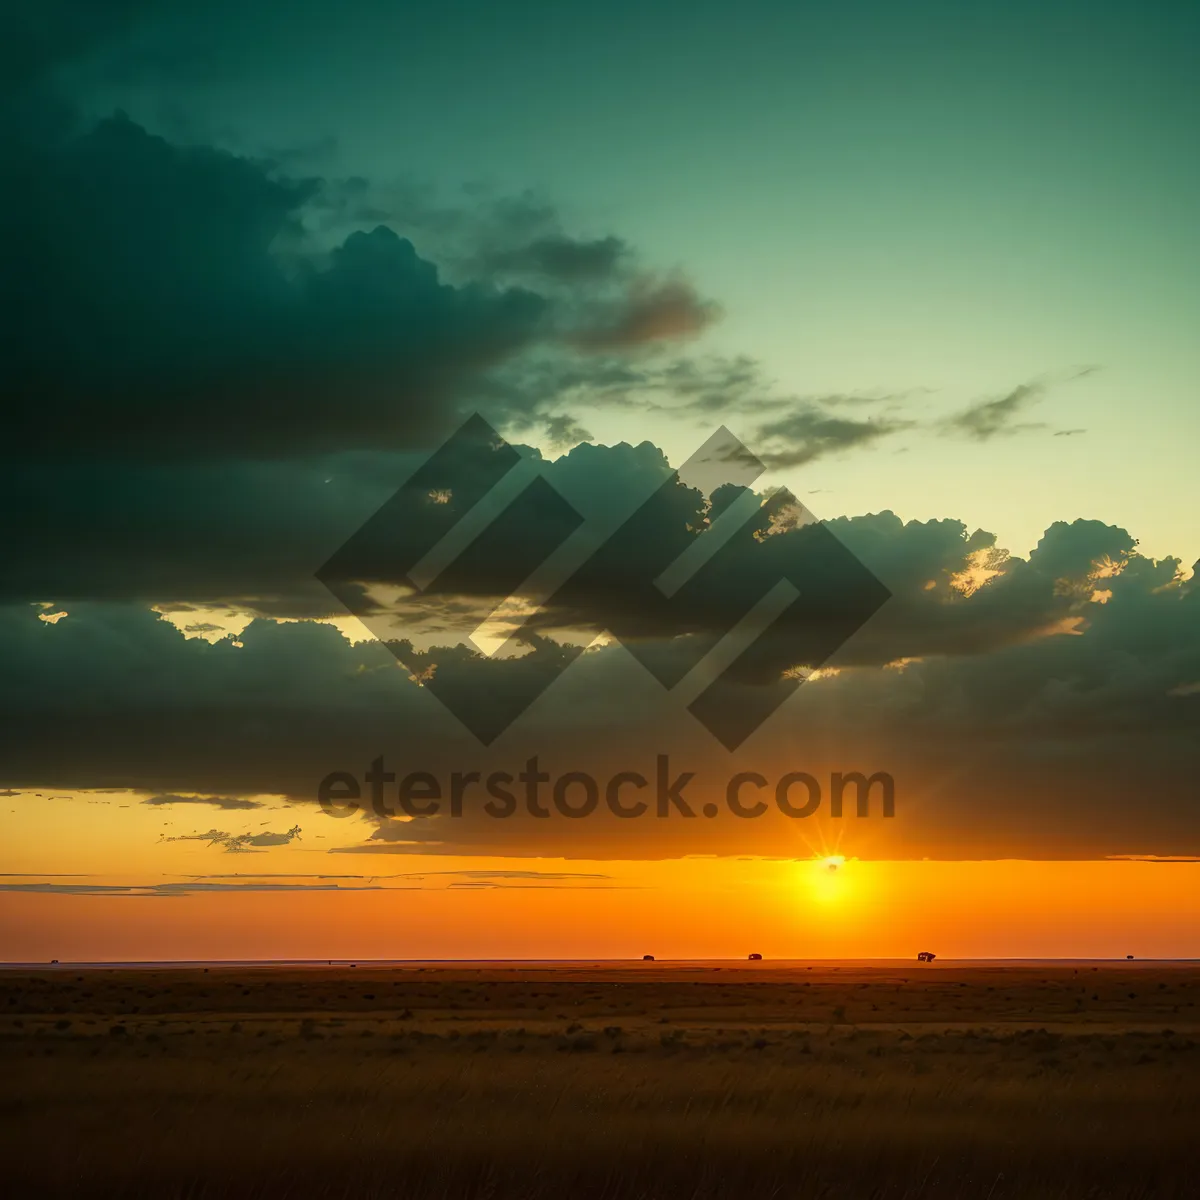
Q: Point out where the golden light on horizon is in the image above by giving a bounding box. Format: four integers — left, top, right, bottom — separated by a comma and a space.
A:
801, 853, 855, 909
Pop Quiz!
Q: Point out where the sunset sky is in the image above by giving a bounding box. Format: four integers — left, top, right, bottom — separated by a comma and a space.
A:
2, 0, 1198, 961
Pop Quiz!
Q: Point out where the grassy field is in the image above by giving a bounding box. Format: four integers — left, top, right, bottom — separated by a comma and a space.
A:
1, 961, 1197, 1198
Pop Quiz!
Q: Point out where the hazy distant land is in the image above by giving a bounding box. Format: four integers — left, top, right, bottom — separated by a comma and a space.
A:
2, 961, 1197, 1198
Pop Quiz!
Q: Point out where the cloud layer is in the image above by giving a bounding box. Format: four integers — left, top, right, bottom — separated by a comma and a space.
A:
2, 494, 1195, 859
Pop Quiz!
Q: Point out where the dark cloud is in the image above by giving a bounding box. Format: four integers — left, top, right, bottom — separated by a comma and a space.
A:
1107, 855, 1200, 863
187, 873, 368, 879
0, 503, 1195, 857
1, 71, 728, 620
0, 2, 154, 101
2, 91, 717, 465
543, 415, 594, 450
0, 879, 381, 896
941, 381, 1046, 440
322, 862, 621, 888
807, 390, 928, 408
491, 355, 920, 431
750, 407, 915, 467
480, 234, 628, 282
940, 368, 1099, 441
0, 868, 616, 895
823, 514, 1136, 662
160, 825, 302, 852
377, 869, 610, 880
471, 353, 769, 444
313, 426, 891, 744
0, 453, 409, 610
0, 433, 673, 614
142, 793, 263, 810
654, 355, 769, 412
440, 880, 624, 889
568, 280, 720, 351
731, 371, 1098, 464
4, 112, 548, 459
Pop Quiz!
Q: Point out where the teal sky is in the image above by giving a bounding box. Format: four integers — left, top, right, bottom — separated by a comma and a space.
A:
78, 0, 1199, 563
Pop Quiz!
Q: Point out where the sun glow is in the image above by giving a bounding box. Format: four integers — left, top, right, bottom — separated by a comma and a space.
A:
798, 853, 855, 908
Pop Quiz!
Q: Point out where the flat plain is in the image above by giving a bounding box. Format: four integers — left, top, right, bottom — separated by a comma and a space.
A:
2, 961, 1197, 1198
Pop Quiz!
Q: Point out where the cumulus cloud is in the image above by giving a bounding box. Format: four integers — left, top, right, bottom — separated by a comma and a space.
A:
0, 498, 1195, 858
4, 113, 547, 460
542, 415, 594, 450
2, 95, 717, 464
0, 44, 726, 618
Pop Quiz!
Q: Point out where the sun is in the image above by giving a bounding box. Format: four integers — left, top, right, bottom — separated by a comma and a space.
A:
799, 853, 853, 908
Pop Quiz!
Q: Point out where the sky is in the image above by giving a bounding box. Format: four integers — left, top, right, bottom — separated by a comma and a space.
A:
1, 0, 1198, 960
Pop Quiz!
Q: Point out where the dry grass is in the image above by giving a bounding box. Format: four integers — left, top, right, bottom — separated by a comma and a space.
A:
1, 963, 1197, 1198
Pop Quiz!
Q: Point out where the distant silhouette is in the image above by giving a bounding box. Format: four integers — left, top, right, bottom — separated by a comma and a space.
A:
642, 954, 655, 961
748, 953, 763, 960
917, 951, 936, 962
1126, 954, 1135, 960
